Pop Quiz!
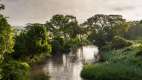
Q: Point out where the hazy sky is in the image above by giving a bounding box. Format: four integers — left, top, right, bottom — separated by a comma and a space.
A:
1, 0, 142, 26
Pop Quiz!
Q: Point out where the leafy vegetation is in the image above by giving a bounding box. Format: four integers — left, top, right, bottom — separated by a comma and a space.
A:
1, 1, 142, 80
0, 15, 15, 63
81, 42, 142, 80
46, 14, 89, 54
84, 14, 129, 48
0, 3, 30, 80
81, 63, 142, 80
125, 21, 142, 40
110, 36, 133, 49
0, 60, 30, 80
13, 23, 52, 64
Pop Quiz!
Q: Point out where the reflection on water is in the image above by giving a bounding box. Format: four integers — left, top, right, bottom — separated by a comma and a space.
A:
32, 45, 99, 80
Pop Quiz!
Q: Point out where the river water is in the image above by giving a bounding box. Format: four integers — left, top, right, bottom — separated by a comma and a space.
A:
31, 45, 99, 80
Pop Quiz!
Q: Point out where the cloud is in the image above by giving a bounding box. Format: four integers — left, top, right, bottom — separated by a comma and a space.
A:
111, 6, 135, 11
2, 0, 142, 26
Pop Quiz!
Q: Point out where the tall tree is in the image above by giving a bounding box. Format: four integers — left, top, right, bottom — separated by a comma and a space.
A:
45, 14, 86, 53
0, 15, 15, 62
83, 14, 128, 47
14, 23, 51, 58
46, 14, 81, 39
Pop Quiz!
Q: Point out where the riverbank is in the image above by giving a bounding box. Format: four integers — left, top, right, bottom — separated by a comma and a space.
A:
81, 42, 142, 80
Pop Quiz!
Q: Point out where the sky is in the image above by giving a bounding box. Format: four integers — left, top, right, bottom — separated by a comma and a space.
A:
1, 0, 142, 26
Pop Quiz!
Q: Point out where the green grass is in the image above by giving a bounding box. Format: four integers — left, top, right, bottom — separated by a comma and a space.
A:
81, 63, 142, 80
81, 42, 142, 80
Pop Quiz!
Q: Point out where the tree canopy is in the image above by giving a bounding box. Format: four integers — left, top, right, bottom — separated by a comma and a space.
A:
83, 14, 129, 47
0, 15, 15, 63
13, 23, 52, 59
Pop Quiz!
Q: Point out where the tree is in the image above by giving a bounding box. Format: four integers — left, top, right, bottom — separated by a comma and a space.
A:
0, 5, 16, 80
45, 14, 89, 53
125, 21, 142, 40
13, 23, 51, 59
0, 2, 31, 80
46, 14, 81, 39
84, 14, 128, 47
0, 15, 15, 63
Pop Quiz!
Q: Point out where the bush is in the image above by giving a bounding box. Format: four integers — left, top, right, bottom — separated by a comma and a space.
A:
81, 44, 142, 80
0, 60, 30, 80
111, 36, 133, 49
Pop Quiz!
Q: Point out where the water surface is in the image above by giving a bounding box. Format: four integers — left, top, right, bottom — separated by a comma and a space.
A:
32, 45, 99, 80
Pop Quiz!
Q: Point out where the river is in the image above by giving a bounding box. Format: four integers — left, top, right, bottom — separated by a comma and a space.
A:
31, 45, 99, 80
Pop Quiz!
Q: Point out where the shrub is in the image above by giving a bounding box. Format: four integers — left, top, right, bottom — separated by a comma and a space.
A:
111, 36, 133, 49
81, 44, 142, 80
0, 60, 30, 80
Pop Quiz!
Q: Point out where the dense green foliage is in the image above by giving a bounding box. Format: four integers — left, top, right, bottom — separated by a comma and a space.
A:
1, 13, 142, 80
81, 42, 142, 80
80, 15, 142, 80
46, 14, 89, 54
111, 36, 133, 49
0, 4, 31, 80
0, 60, 30, 80
13, 23, 52, 62
0, 14, 18, 80
125, 21, 142, 40
81, 63, 142, 80
84, 14, 129, 48
2, 1, 142, 79
0, 15, 15, 63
